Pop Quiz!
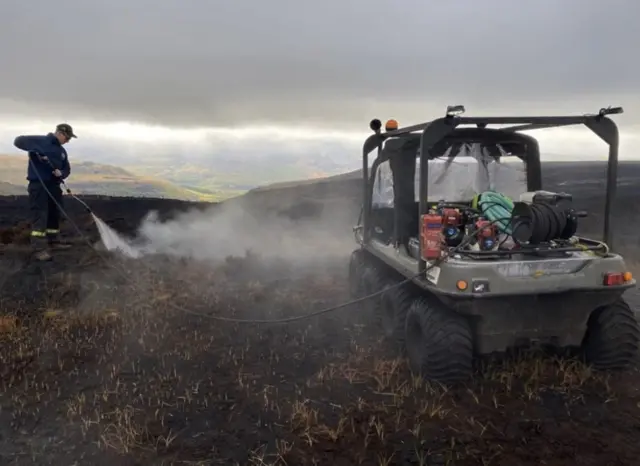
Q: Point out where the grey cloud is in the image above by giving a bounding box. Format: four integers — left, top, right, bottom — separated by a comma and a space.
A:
1, 0, 638, 129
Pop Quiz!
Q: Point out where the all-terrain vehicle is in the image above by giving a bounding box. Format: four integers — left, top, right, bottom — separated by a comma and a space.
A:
348, 105, 640, 383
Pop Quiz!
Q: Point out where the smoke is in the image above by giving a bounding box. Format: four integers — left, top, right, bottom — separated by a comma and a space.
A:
88, 190, 358, 327
97, 189, 359, 269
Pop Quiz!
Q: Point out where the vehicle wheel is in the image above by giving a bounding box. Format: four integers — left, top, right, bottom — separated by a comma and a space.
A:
582, 297, 640, 371
362, 264, 385, 319
348, 249, 367, 299
380, 282, 414, 351
404, 297, 473, 384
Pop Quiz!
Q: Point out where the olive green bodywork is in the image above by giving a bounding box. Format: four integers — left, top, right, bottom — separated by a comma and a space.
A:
354, 107, 634, 354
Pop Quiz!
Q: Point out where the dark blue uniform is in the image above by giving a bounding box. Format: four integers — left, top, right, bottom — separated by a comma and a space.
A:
13, 132, 72, 248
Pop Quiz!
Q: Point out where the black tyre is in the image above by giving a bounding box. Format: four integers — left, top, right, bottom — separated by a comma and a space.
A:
348, 249, 367, 299
404, 297, 473, 384
362, 265, 385, 318
582, 297, 640, 371
380, 282, 414, 350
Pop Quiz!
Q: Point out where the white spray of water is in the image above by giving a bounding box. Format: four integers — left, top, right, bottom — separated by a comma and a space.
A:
91, 213, 143, 258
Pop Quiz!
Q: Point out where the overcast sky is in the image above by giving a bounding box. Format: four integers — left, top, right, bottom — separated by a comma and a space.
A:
1, 0, 638, 161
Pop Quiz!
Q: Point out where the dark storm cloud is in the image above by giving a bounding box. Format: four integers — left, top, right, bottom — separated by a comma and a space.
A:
0, 0, 638, 129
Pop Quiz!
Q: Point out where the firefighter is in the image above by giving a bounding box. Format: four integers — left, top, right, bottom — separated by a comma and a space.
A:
13, 123, 77, 261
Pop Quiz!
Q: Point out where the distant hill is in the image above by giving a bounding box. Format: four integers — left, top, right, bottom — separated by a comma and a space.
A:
114, 148, 359, 196
0, 180, 25, 195
0, 154, 223, 201
250, 170, 360, 192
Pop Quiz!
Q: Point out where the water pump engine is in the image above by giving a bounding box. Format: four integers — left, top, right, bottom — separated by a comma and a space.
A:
475, 218, 498, 251
442, 208, 464, 247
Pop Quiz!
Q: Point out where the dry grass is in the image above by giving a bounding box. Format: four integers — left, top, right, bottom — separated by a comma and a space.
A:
1, 251, 640, 466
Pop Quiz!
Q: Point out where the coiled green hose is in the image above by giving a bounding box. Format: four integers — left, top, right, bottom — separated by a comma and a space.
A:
474, 191, 514, 235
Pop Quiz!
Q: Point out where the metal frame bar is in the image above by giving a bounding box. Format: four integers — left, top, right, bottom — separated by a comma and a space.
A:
360, 108, 624, 262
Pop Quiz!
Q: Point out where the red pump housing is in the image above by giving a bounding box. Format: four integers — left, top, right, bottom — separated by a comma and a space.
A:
420, 212, 444, 260
475, 219, 497, 239
475, 219, 498, 250
442, 208, 462, 227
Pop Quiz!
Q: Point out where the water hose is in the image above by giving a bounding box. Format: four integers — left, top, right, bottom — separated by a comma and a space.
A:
473, 191, 514, 235
39, 156, 93, 213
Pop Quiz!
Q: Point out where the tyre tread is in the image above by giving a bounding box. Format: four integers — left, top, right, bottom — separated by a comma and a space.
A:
380, 282, 414, 346
584, 298, 640, 371
405, 297, 473, 384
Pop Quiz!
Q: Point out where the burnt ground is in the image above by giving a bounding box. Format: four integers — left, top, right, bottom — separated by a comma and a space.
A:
1, 165, 640, 465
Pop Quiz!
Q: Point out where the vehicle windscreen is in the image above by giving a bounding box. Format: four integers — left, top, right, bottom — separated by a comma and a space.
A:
372, 142, 528, 207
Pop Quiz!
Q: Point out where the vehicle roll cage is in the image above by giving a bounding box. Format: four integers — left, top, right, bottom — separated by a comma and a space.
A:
360, 106, 624, 256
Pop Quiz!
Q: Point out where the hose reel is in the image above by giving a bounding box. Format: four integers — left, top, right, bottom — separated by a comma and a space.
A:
508, 191, 586, 244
